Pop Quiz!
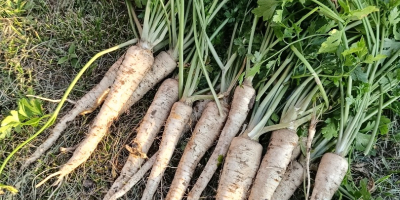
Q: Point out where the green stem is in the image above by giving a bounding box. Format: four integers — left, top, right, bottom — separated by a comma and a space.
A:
344, 20, 362, 31
338, 79, 345, 149
296, 7, 319, 26
178, 0, 185, 98
259, 24, 271, 53
158, 0, 171, 43
188, 57, 202, 95
256, 54, 293, 101
203, 20, 228, 70
355, 0, 376, 45
342, 112, 365, 157
291, 45, 329, 108
248, 86, 288, 140
375, 50, 400, 78
125, 0, 139, 39
171, 0, 177, 48
311, 0, 344, 23
0, 39, 138, 176
282, 75, 315, 115
207, 0, 218, 17
247, 16, 258, 72
192, 69, 221, 96
206, 0, 229, 24
227, 22, 238, 58
339, 23, 349, 49
258, 114, 312, 137
150, 20, 167, 43
344, 76, 352, 123
192, 10, 222, 115
209, 18, 229, 42
364, 87, 383, 155
311, 138, 336, 161
187, 94, 216, 102
363, 95, 400, 122
251, 69, 290, 130
258, 34, 327, 67
221, 53, 237, 93
141, 0, 152, 43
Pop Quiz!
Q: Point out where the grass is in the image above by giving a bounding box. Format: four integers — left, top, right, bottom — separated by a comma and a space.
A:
0, 0, 399, 199
350, 117, 400, 200
0, 0, 146, 199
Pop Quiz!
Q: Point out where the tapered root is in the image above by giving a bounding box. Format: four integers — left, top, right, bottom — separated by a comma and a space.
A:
166, 102, 228, 200
24, 50, 175, 170
38, 45, 154, 187
104, 79, 178, 200
22, 56, 123, 169
271, 160, 304, 200
121, 51, 177, 114
311, 153, 348, 200
108, 152, 158, 200
248, 129, 299, 200
141, 102, 193, 200
35, 171, 62, 188
188, 83, 255, 200
216, 137, 262, 200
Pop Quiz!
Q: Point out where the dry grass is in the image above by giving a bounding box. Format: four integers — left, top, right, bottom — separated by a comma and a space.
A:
1, 1, 219, 199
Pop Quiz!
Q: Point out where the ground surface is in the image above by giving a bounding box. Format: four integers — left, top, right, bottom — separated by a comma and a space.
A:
0, 0, 399, 200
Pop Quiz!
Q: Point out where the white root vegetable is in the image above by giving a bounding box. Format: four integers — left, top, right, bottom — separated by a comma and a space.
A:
37, 45, 154, 187
248, 129, 299, 200
104, 78, 179, 200
271, 137, 307, 200
24, 51, 176, 170
188, 83, 255, 200
141, 101, 192, 200
166, 101, 228, 200
310, 153, 348, 200
271, 160, 304, 200
306, 115, 318, 199
121, 51, 177, 114
22, 56, 123, 169
108, 152, 158, 200
216, 136, 262, 200
105, 99, 207, 200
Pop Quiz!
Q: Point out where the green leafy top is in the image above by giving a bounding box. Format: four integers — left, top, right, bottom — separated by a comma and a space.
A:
0, 98, 49, 140
252, 0, 280, 21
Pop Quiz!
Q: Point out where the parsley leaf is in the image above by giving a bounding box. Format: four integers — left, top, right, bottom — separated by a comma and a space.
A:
355, 133, 372, 151
321, 118, 337, 140
351, 66, 368, 83
318, 29, 342, 54
253, 0, 279, 21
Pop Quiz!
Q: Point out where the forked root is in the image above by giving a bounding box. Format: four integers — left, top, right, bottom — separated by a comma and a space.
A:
79, 88, 110, 115
103, 78, 178, 200
35, 171, 62, 188
23, 50, 176, 170
108, 152, 158, 200
271, 160, 304, 200
22, 56, 124, 169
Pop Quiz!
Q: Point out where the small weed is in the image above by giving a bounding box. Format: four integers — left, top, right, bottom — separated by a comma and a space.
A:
0, 98, 48, 140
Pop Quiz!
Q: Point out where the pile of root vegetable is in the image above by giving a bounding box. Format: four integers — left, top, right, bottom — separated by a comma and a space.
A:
1, 0, 400, 199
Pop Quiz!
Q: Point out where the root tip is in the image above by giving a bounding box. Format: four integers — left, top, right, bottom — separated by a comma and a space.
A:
35, 171, 62, 188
